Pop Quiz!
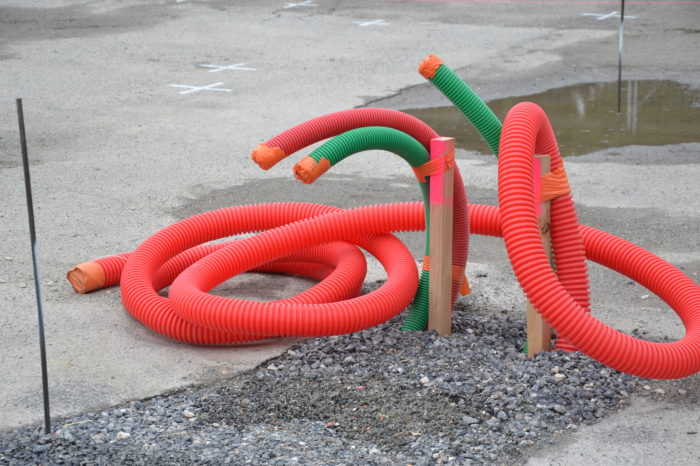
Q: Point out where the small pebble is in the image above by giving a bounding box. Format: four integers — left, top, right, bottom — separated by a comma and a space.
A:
115, 432, 131, 440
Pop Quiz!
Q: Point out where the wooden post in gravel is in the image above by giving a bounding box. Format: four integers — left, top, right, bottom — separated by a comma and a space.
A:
428, 137, 455, 336
527, 154, 553, 356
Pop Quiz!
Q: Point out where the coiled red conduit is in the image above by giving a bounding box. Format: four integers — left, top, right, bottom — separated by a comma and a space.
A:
80, 195, 700, 377
498, 102, 700, 379
253, 108, 469, 306
71, 104, 700, 378
116, 202, 422, 344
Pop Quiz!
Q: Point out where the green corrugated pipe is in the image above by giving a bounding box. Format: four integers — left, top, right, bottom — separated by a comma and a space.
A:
294, 126, 433, 329
419, 55, 502, 156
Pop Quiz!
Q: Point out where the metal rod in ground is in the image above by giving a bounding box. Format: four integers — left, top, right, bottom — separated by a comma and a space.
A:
617, 0, 626, 114
17, 98, 52, 435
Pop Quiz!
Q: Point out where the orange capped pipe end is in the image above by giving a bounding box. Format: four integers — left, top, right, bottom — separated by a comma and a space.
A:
418, 54, 443, 79
66, 261, 106, 294
251, 144, 287, 171
293, 157, 331, 184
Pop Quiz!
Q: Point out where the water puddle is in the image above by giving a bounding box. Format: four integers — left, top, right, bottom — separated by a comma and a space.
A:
404, 80, 700, 156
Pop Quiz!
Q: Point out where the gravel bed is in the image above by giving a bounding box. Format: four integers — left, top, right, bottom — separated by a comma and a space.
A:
1, 283, 639, 465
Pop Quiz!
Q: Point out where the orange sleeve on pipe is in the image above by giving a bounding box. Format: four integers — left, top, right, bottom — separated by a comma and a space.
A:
66, 261, 106, 294
422, 256, 471, 295
293, 157, 331, 184
418, 55, 443, 79
541, 167, 570, 202
251, 144, 287, 171
413, 150, 454, 182
458, 271, 471, 296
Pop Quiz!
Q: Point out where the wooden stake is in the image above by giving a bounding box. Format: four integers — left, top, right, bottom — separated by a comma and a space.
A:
527, 154, 552, 357
428, 137, 454, 336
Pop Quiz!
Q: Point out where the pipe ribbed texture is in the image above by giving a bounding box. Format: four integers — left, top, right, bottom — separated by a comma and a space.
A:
76, 197, 700, 377
423, 57, 588, 350
254, 109, 469, 331
263, 109, 439, 159
118, 202, 424, 343
427, 63, 502, 156
498, 102, 700, 378
67, 72, 700, 378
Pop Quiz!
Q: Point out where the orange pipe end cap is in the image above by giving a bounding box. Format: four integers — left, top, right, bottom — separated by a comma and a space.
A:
418, 55, 443, 79
66, 261, 105, 294
293, 157, 330, 184
251, 144, 286, 171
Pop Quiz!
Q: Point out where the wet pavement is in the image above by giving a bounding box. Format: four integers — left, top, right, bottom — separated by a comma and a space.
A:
405, 80, 700, 156
1, 0, 699, 463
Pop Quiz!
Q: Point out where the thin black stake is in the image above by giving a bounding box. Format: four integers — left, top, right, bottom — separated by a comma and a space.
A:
617, 0, 626, 114
17, 98, 51, 435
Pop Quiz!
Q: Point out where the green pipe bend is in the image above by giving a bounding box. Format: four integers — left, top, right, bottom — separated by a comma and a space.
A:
427, 63, 503, 156
306, 126, 433, 329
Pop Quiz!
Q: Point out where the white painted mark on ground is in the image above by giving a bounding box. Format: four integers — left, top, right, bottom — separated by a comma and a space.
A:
167, 82, 232, 95
199, 63, 257, 73
353, 19, 389, 27
283, 1, 317, 8
581, 11, 636, 21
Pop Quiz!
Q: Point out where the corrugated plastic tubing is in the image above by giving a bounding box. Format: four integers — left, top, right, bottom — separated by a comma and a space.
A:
498, 102, 700, 379
77, 241, 368, 303
69, 196, 700, 377
422, 55, 589, 351
251, 108, 469, 331
113, 202, 425, 343
298, 126, 433, 329
419, 55, 502, 155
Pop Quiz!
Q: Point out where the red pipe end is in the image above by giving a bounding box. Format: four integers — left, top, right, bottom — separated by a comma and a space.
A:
67, 261, 106, 294
418, 55, 443, 80
251, 144, 287, 171
293, 157, 331, 184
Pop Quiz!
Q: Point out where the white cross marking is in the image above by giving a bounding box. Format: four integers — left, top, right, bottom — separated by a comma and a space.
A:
167, 82, 232, 95
581, 11, 636, 21
199, 63, 257, 73
353, 19, 389, 27
284, 1, 317, 8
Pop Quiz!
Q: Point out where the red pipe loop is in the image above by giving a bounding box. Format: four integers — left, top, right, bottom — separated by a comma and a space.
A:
498, 102, 700, 378
73, 198, 700, 377
252, 108, 469, 307
119, 203, 422, 344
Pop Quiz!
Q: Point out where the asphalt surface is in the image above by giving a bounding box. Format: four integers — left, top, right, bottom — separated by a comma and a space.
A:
1, 0, 699, 463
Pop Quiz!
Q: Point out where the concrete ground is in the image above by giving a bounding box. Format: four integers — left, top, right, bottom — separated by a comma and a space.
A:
1, 0, 698, 463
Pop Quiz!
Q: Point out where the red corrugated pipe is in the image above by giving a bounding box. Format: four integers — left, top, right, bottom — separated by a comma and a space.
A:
251, 108, 469, 309
498, 102, 700, 378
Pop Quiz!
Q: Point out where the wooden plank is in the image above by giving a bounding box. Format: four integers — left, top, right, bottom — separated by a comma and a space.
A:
428, 137, 455, 336
527, 154, 553, 357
